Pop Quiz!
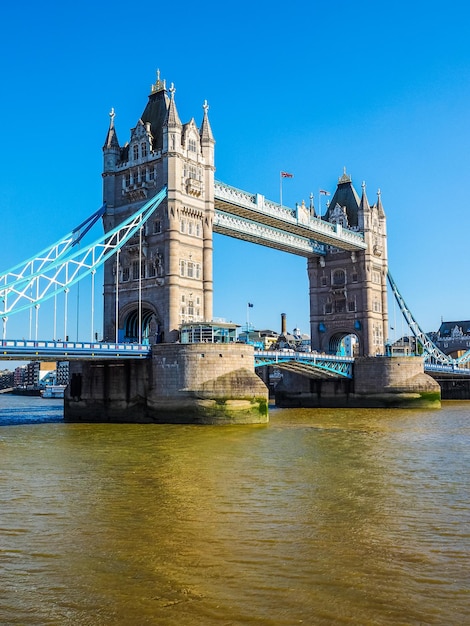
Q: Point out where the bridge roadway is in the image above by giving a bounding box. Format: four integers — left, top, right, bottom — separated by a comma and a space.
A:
213, 180, 367, 256
1, 340, 469, 380
0, 339, 150, 361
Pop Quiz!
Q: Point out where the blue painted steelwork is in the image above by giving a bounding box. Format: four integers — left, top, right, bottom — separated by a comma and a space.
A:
424, 362, 470, 376
0, 205, 106, 293
0, 187, 167, 318
0, 338, 150, 361
254, 350, 354, 378
388, 271, 470, 367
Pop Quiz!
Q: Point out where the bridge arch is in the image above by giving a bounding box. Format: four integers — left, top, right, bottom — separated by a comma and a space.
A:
328, 331, 360, 357
120, 302, 162, 344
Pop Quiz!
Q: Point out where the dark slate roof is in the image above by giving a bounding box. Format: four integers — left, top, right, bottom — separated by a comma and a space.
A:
438, 321, 470, 337
325, 171, 361, 227
140, 88, 170, 152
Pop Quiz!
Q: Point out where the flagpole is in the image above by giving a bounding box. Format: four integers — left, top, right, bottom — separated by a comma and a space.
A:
279, 171, 283, 208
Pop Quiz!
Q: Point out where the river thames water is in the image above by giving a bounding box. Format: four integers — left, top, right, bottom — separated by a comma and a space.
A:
1, 395, 469, 625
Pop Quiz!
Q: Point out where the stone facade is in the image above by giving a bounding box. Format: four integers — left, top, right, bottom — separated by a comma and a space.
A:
102, 73, 215, 344
309, 172, 388, 356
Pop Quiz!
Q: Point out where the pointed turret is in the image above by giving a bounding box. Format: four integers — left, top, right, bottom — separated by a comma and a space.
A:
200, 99, 215, 164
376, 188, 385, 218
359, 181, 370, 212
103, 107, 120, 150
200, 100, 215, 144
162, 83, 182, 154
103, 108, 120, 172
357, 181, 370, 230
309, 192, 316, 218
164, 83, 182, 127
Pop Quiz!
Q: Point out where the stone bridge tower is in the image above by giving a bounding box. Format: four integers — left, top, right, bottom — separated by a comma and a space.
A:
102, 72, 215, 343
308, 170, 388, 356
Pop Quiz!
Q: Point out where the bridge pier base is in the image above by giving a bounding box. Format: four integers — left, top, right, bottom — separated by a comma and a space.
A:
64, 343, 269, 424
275, 356, 441, 409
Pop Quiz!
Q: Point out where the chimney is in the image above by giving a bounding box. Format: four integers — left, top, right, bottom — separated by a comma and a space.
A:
281, 313, 287, 335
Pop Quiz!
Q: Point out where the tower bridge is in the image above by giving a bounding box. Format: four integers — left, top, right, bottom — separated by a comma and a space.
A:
1, 71, 469, 421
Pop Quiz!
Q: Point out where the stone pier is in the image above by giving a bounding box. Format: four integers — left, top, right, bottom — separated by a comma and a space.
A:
275, 356, 441, 409
64, 343, 269, 425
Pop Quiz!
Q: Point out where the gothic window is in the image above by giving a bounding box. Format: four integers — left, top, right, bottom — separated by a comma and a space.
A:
334, 298, 346, 313
147, 262, 156, 278
122, 267, 130, 282
373, 299, 381, 312
132, 260, 139, 280
333, 269, 346, 286
189, 165, 197, 179
188, 300, 194, 317
188, 138, 197, 153
141, 142, 147, 158
133, 145, 139, 161
325, 300, 333, 314
180, 219, 186, 233
140, 167, 147, 182
188, 221, 194, 236
180, 260, 186, 276
321, 275, 327, 287
125, 172, 131, 187
372, 271, 381, 284
195, 264, 201, 279
187, 262, 194, 278
149, 167, 155, 181
352, 271, 358, 283
348, 299, 356, 312
196, 222, 201, 237
153, 220, 161, 234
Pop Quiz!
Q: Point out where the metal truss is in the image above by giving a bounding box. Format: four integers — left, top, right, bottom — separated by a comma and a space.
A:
0, 187, 167, 319
254, 350, 353, 378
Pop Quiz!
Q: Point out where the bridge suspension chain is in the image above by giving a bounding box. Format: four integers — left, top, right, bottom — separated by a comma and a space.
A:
387, 270, 454, 365
0, 205, 106, 292
0, 187, 167, 319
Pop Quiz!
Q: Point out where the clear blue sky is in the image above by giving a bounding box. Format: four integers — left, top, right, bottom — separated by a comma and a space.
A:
1, 0, 470, 343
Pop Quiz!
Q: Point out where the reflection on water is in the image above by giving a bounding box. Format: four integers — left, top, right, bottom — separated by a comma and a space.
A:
1, 397, 469, 625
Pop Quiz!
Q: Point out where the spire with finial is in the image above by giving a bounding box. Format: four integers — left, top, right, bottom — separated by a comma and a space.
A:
309, 192, 316, 217
103, 107, 120, 150
360, 180, 370, 212
164, 82, 182, 127
376, 188, 385, 217
200, 99, 215, 144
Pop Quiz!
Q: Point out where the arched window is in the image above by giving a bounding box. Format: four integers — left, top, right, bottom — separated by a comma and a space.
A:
133, 145, 139, 161
333, 269, 346, 286
141, 142, 147, 158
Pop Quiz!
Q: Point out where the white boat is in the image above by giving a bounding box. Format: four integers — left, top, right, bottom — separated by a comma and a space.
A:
42, 384, 66, 399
